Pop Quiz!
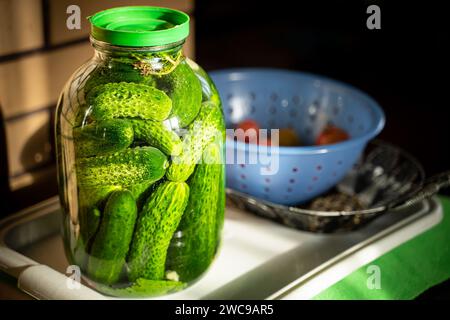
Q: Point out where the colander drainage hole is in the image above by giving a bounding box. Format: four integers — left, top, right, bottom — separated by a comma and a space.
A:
269, 106, 277, 114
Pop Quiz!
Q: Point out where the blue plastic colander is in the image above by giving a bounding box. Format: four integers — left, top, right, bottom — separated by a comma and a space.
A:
210, 68, 385, 205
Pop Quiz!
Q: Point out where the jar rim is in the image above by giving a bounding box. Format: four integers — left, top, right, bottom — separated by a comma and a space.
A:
90, 36, 185, 53
89, 6, 190, 47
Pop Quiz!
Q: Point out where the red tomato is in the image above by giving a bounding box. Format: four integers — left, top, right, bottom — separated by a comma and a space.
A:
236, 119, 261, 144
237, 119, 261, 132
316, 125, 349, 145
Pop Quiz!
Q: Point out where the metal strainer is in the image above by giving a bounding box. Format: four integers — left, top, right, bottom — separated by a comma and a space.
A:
226, 140, 450, 232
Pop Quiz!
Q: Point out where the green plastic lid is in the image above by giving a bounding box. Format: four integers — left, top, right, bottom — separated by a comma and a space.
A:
88, 6, 190, 47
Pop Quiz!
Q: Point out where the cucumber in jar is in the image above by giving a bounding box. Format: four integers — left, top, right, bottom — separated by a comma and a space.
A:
87, 82, 172, 121
186, 58, 221, 106
78, 184, 120, 247
83, 58, 156, 95
127, 181, 190, 281
76, 146, 168, 188
87, 190, 138, 284
156, 60, 202, 128
166, 143, 223, 282
73, 119, 134, 157
166, 101, 225, 182
131, 119, 182, 156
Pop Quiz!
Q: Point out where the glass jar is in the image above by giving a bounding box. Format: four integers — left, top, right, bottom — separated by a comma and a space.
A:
55, 6, 225, 297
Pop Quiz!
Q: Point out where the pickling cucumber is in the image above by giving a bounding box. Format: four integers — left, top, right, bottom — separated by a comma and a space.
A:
186, 58, 221, 106
83, 59, 156, 95
131, 119, 182, 156
156, 60, 202, 127
78, 185, 120, 246
166, 144, 222, 281
87, 82, 172, 121
166, 101, 225, 182
73, 119, 134, 157
77, 147, 168, 187
87, 190, 138, 285
127, 181, 190, 281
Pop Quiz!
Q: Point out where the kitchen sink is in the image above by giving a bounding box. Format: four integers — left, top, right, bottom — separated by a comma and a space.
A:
0, 196, 442, 299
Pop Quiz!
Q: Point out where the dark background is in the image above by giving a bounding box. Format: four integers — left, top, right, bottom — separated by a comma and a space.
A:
196, 0, 450, 179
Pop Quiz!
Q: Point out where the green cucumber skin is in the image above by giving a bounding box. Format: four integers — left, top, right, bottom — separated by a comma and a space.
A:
156, 60, 202, 127
87, 82, 172, 121
83, 60, 156, 95
179, 143, 222, 231
78, 185, 119, 247
215, 139, 226, 244
128, 179, 158, 210
87, 190, 138, 285
131, 119, 182, 156
76, 147, 168, 187
186, 58, 221, 106
73, 119, 134, 157
166, 101, 225, 182
77, 61, 156, 126
166, 144, 223, 282
78, 185, 119, 210
128, 181, 190, 281
215, 164, 226, 244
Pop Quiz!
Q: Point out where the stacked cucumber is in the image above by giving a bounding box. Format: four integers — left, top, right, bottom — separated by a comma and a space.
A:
73, 58, 225, 297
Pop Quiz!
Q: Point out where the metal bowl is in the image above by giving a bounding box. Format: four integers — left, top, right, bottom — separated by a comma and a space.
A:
226, 140, 450, 233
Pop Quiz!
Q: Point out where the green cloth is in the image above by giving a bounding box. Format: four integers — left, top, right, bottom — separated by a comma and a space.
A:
314, 196, 450, 300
